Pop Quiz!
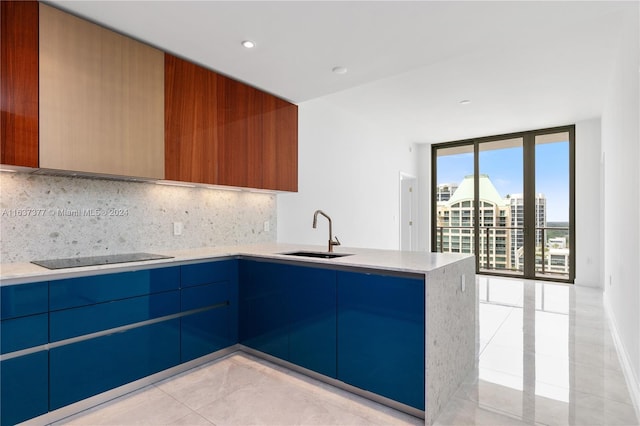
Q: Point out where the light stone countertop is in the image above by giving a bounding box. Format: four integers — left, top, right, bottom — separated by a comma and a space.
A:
0, 243, 473, 286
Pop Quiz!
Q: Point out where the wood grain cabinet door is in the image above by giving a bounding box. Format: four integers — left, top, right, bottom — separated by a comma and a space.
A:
38, 4, 164, 179
0, 0, 39, 168
271, 97, 298, 192
221, 83, 298, 191
165, 54, 220, 184
165, 54, 298, 191
219, 80, 298, 191
218, 76, 251, 188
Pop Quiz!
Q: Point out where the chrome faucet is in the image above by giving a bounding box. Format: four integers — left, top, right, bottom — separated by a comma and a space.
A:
313, 210, 341, 252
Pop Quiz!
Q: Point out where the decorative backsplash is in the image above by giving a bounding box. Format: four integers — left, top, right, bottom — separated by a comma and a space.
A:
0, 172, 276, 263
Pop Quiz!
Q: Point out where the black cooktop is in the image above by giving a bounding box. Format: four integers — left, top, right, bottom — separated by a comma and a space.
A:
31, 252, 174, 270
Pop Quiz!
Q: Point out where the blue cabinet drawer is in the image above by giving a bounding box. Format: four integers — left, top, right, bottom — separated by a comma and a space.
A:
182, 281, 229, 311
0, 352, 48, 426
1, 314, 48, 354
50, 291, 180, 342
0, 281, 48, 320
181, 260, 238, 288
49, 319, 180, 410
337, 271, 425, 410
50, 266, 180, 311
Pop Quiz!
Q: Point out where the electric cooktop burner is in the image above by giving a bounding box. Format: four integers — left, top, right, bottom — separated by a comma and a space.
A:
31, 252, 174, 270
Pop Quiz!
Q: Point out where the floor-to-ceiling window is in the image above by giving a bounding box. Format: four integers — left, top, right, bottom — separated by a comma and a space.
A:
432, 125, 575, 283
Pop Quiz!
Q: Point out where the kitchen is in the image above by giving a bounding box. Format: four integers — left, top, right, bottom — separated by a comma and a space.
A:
1, 1, 639, 425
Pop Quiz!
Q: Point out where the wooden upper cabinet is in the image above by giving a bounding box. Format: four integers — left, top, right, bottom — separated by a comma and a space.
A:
165, 54, 220, 184
271, 98, 298, 192
0, 0, 39, 168
38, 4, 165, 179
234, 84, 298, 192
230, 81, 298, 192
218, 76, 251, 188
165, 54, 298, 191
2, 2, 296, 187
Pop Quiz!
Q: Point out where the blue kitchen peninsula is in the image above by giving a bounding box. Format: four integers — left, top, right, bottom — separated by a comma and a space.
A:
0, 244, 475, 425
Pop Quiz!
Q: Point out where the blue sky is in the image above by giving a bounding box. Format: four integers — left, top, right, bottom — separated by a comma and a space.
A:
437, 142, 569, 222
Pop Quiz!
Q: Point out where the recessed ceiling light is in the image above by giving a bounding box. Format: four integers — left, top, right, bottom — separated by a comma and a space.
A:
332, 66, 348, 75
241, 40, 256, 49
459, 99, 472, 105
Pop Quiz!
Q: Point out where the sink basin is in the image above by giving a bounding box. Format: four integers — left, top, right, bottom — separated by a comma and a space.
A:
282, 251, 353, 259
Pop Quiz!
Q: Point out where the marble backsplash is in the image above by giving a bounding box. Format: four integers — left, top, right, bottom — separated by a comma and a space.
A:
0, 172, 277, 263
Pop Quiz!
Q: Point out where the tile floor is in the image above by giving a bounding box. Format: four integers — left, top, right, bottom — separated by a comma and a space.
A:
54, 276, 639, 426
53, 352, 421, 426
435, 276, 639, 426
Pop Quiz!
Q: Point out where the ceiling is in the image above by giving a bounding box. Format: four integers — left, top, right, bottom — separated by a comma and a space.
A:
48, 1, 637, 144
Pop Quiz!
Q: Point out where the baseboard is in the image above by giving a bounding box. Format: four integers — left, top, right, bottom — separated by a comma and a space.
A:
603, 293, 640, 421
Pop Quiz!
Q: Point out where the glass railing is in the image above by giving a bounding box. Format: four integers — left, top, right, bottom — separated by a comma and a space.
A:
536, 226, 570, 279
435, 226, 570, 279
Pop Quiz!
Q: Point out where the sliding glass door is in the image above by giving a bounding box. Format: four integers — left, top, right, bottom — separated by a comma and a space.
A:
534, 131, 573, 280
434, 144, 474, 256
432, 126, 574, 283
478, 137, 524, 275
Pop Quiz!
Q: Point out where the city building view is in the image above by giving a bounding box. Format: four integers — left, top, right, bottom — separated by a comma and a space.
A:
435, 174, 570, 277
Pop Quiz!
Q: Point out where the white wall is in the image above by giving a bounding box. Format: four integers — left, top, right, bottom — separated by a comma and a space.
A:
277, 97, 417, 250
601, 11, 640, 410
574, 118, 602, 287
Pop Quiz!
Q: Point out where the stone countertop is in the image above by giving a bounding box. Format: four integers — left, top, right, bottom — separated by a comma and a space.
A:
0, 243, 473, 286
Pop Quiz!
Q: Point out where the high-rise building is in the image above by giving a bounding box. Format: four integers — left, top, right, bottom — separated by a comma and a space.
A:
436, 175, 547, 273
436, 175, 510, 270
436, 183, 458, 202
506, 193, 547, 269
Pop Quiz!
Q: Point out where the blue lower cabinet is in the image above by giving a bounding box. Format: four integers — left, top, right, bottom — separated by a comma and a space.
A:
239, 260, 337, 377
288, 265, 336, 378
239, 260, 289, 360
179, 260, 239, 362
50, 291, 180, 342
181, 282, 236, 362
1, 313, 48, 354
181, 260, 238, 288
0, 352, 48, 426
1, 281, 48, 320
49, 320, 180, 410
0, 310, 49, 426
181, 309, 230, 362
337, 271, 425, 410
0, 259, 428, 423
50, 266, 180, 311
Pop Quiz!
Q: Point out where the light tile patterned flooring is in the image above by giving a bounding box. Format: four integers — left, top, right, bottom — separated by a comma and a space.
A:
434, 277, 639, 426
55, 276, 639, 426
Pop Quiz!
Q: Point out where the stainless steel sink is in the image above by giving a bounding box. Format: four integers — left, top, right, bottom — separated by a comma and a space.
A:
282, 251, 353, 259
